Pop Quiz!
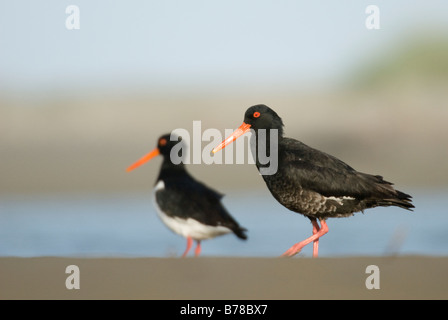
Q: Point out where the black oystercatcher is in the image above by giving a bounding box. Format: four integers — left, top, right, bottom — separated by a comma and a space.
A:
213, 104, 414, 257
127, 134, 247, 257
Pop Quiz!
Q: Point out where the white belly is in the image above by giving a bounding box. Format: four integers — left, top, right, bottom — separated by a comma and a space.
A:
152, 181, 232, 240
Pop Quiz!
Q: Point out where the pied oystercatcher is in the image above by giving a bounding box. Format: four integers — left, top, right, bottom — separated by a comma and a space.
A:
127, 133, 247, 257
213, 104, 414, 257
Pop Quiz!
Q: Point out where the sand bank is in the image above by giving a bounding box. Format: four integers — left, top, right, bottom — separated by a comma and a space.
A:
1, 256, 446, 300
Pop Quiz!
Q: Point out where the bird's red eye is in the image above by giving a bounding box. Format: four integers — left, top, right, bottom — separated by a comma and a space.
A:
253, 111, 261, 118
159, 138, 167, 146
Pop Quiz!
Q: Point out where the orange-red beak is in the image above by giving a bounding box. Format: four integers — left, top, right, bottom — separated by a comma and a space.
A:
126, 148, 160, 172
212, 122, 252, 154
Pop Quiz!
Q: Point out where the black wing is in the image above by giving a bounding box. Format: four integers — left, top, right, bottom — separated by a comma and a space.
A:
280, 138, 413, 208
156, 174, 247, 239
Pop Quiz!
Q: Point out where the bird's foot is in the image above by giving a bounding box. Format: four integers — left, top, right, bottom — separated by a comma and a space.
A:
280, 219, 328, 258
280, 242, 305, 257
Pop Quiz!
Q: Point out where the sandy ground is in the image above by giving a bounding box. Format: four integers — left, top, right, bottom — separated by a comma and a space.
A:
1, 256, 446, 300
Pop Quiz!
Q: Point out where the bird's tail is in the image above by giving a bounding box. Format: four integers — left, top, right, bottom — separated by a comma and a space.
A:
369, 175, 414, 211
233, 227, 248, 240
374, 194, 414, 211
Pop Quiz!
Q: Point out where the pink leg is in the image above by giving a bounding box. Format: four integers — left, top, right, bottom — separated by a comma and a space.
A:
281, 219, 329, 258
194, 240, 201, 257
311, 219, 321, 258
182, 237, 193, 257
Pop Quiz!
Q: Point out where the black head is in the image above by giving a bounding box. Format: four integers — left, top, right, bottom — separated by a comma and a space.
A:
156, 133, 188, 166
212, 104, 285, 154
126, 133, 186, 172
156, 133, 183, 157
243, 104, 284, 136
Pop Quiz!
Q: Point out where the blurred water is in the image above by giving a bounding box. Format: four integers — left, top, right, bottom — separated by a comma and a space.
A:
0, 189, 446, 257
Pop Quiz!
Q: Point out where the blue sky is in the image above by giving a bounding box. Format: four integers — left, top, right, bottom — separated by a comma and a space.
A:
1, 1, 447, 95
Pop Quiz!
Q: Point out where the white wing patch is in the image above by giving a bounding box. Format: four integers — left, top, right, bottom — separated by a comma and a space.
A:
325, 196, 356, 205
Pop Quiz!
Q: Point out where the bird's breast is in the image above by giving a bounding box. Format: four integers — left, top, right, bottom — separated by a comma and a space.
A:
151, 180, 232, 239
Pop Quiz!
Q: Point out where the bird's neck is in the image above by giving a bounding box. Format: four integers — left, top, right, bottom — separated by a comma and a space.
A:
251, 128, 283, 175
157, 157, 187, 182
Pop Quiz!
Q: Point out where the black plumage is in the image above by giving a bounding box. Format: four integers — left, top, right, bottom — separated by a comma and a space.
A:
213, 104, 414, 257
128, 134, 247, 257
154, 139, 247, 239
264, 136, 413, 219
